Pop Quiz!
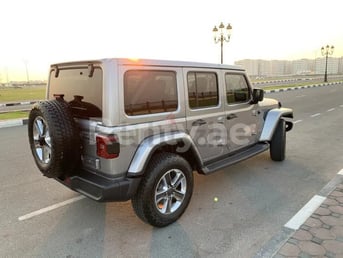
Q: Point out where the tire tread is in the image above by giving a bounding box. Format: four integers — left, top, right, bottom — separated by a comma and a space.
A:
131, 152, 193, 227
270, 119, 286, 161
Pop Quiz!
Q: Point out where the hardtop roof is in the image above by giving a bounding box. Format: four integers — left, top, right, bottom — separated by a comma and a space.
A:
51, 58, 245, 71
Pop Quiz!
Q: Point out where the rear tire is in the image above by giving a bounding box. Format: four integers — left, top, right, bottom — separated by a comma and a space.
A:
270, 119, 286, 161
28, 100, 80, 178
132, 153, 193, 227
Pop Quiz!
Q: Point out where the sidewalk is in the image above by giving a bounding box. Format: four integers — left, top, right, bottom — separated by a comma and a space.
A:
274, 183, 343, 257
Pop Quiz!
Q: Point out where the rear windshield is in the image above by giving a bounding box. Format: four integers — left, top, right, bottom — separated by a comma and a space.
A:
48, 66, 103, 119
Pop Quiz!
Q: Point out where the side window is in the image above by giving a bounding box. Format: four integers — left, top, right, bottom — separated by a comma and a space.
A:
225, 73, 250, 104
187, 72, 218, 109
124, 70, 178, 116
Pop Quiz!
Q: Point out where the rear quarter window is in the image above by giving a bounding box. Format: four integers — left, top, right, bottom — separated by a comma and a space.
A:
124, 70, 178, 116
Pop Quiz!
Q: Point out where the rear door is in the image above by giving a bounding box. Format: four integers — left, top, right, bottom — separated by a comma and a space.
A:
184, 68, 227, 162
48, 63, 103, 171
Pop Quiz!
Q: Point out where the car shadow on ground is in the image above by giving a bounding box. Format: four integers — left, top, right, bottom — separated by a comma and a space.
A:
32, 152, 316, 258
32, 194, 197, 257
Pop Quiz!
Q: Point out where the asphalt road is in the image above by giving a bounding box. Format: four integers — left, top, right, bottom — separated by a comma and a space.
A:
1, 84, 343, 258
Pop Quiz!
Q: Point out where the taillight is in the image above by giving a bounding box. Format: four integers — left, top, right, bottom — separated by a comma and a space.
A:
96, 134, 120, 159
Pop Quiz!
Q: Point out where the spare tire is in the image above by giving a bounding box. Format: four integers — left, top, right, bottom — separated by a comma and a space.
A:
28, 100, 81, 178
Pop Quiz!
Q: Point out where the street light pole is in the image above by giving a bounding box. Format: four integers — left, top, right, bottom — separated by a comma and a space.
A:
213, 22, 232, 64
321, 45, 334, 83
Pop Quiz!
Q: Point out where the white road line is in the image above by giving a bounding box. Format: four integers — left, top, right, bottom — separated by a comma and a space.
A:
327, 108, 335, 112
338, 169, 343, 175
310, 113, 321, 118
284, 195, 326, 230
294, 120, 303, 124
340, 105, 343, 108
296, 95, 306, 98
18, 195, 86, 221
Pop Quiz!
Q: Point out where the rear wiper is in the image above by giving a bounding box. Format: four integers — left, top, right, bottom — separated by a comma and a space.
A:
53, 65, 59, 78
88, 64, 94, 77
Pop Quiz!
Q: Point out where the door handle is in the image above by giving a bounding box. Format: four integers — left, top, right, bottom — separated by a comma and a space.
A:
227, 114, 237, 120
192, 119, 207, 126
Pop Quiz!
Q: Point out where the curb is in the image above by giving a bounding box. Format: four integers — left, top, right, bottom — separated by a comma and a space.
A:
264, 81, 342, 94
253, 79, 296, 85
254, 170, 343, 258
0, 118, 28, 129
0, 100, 37, 108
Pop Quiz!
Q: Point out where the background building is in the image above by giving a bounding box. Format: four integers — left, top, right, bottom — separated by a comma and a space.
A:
339, 57, 343, 74
315, 57, 339, 75
235, 57, 343, 77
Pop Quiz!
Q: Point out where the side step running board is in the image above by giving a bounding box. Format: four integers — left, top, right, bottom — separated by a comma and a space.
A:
201, 143, 269, 175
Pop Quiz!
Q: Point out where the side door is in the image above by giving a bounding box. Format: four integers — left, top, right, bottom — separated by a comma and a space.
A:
224, 72, 264, 152
184, 68, 228, 162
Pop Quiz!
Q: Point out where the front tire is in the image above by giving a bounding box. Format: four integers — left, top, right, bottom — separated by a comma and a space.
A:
131, 153, 193, 227
270, 119, 286, 161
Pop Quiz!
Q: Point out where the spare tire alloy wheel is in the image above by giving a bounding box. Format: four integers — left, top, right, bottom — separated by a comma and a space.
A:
32, 116, 52, 165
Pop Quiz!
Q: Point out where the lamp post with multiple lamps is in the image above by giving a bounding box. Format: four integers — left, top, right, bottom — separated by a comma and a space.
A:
212, 22, 232, 64
321, 45, 334, 83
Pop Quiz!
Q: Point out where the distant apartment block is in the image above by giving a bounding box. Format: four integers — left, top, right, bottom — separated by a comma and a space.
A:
235, 57, 343, 77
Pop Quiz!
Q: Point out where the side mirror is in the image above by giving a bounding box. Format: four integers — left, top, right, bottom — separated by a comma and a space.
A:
251, 88, 264, 104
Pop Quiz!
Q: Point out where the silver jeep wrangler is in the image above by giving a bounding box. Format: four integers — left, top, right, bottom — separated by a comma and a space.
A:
28, 58, 293, 227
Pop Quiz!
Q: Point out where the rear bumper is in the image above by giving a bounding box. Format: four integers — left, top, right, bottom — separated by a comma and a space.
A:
57, 170, 141, 202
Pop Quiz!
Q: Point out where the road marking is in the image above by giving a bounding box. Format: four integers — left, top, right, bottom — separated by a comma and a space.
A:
310, 113, 321, 118
296, 95, 306, 98
18, 195, 86, 221
294, 120, 303, 124
327, 108, 335, 112
338, 169, 343, 175
284, 195, 326, 230
340, 105, 343, 108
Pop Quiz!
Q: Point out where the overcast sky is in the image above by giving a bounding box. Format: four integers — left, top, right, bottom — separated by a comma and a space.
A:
1, 0, 342, 81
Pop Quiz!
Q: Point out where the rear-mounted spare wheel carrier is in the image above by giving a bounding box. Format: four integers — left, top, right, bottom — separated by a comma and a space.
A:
28, 96, 81, 178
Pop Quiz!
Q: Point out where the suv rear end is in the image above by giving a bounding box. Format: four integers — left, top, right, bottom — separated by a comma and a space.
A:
29, 59, 141, 201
